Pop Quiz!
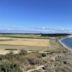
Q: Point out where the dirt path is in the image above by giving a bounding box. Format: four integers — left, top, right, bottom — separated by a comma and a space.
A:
27, 65, 44, 72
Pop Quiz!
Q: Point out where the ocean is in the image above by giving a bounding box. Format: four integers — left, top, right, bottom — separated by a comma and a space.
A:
60, 37, 72, 49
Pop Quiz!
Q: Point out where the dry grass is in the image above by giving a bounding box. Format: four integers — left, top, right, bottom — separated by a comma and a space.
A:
0, 37, 10, 39
0, 37, 49, 47
0, 49, 20, 55
0, 49, 10, 55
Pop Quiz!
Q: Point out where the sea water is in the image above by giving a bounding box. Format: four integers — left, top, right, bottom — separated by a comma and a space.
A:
61, 37, 72, 49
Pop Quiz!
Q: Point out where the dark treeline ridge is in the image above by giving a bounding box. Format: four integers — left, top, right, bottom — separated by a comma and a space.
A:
0, 33, 71, 37
0, 33, 40, 35
41, 33, 71, 37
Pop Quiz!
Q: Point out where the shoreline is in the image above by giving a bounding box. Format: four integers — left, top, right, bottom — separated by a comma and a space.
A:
59, 37, 72, 51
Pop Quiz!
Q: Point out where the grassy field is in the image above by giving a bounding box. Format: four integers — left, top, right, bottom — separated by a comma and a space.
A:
0, 37, 49, 47
0, 37, 72, 72
0, 35, 72, 72
0, 34, 49, 39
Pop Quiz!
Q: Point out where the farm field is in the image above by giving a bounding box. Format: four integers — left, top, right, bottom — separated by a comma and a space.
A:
0, 36, 50, 51
0, 37, 49, 47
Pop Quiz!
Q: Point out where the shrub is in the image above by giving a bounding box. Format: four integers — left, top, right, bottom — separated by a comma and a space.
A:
0, 62, 22, 72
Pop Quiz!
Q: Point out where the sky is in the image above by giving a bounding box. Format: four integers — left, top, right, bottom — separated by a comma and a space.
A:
0, 0, 72, 33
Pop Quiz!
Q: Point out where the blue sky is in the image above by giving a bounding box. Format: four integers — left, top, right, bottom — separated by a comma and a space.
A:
0, 0, 72, 33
